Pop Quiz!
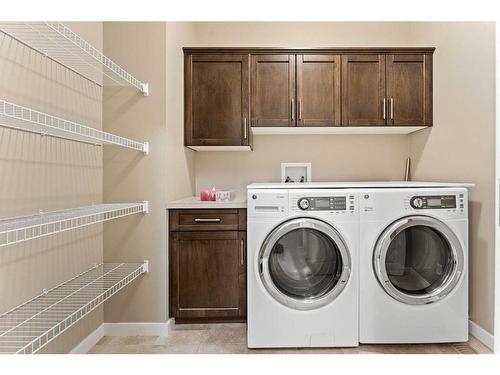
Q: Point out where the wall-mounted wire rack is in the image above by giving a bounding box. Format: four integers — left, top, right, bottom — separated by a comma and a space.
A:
0, 22, 149, 96
0, 100, 149, 154
0, 202, 148, 248
0, 262, 148, 354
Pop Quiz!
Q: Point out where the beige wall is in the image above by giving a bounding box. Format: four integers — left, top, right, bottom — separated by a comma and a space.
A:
409, 22, 496, 334
196, 135, 410, 192
102, 22, 169, 322
102, 22, 198, 323
0, 22, 103, 353
165, 23, 197, 202
102, 22, 197, 322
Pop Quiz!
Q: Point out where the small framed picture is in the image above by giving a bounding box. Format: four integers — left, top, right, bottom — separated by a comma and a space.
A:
281, 162, 312, 183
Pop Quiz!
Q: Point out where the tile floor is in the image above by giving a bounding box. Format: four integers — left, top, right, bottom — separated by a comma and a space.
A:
88, 324, 492, 354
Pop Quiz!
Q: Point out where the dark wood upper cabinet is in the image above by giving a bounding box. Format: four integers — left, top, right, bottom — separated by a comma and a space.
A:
185, 54, 250, 146
184, 48, 434, 143
386, 54, 433, 126
297, 55, 341, 127
251, 54, 295, 127
342, 54, 387, 126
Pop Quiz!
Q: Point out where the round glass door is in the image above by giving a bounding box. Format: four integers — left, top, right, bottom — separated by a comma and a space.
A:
259, 218, 351, 310
373, 216, 464, 305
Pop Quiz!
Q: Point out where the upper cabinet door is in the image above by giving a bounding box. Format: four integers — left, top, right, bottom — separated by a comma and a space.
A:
251, 54, 296, 127
341, 54, 386, 126
185, 54, 250, 146
296, 55, 341, 127
386, 54, 432, 126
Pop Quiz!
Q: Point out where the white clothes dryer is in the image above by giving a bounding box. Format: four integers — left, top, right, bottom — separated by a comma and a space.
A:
359, 187, 468, 343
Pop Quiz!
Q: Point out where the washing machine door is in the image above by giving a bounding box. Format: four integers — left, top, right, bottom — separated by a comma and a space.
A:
258, 217, 351, 311
373, 215, 464, 305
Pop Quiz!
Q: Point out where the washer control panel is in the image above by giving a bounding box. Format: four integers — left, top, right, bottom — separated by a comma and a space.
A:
297, 196, 352, 211
409, 195, 457, 209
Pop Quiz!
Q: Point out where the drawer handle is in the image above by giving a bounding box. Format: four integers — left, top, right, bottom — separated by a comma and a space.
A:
194, 218, 221, 223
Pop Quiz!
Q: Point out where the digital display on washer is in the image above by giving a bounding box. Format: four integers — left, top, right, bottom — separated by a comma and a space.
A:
308, 196, 346, 210
410, 195, 457, 209
315, 198, 331, 208
427, 198, 442, 207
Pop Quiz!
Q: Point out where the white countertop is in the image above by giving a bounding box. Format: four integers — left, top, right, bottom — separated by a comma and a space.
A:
167, 193, 247, 209
247, 181, 475, 189
167, 182, 474, 209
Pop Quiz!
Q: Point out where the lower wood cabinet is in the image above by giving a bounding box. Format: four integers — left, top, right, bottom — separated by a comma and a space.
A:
169, 209, 246, 323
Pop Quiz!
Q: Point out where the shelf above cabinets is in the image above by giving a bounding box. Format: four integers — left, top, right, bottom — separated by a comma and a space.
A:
188, 126, 427, 151
0, 22, 149, 95
251, 126, 427, 136
0, 202, 148, 248
0, 262, 148, 354
0, 100, 149, 154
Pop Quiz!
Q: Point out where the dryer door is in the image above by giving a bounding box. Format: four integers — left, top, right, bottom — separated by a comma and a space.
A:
373, 215, 464, 305
259, 217, 351, 311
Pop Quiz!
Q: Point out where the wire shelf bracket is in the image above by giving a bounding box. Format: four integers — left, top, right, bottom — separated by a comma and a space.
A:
0, 202, 149, 248
0, 100, 149, 154
0, 262, 148, 354
0, 22, 149, 96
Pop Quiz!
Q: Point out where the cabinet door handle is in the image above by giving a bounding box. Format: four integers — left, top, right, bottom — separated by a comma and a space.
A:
383, 98, 386, 120
243, 117, 247, 139
299, 99, 303, 121
194, 218, 221, 223
390, 98, 394, 120
240, 239, 245, 266
291, 99, 295, 120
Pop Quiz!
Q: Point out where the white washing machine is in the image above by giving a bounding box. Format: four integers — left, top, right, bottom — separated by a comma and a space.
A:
247, 187, 359, 348
359, 187, 469, 343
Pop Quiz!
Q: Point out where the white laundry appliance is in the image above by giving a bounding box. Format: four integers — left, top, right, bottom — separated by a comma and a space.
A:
359, 187, 469, 343
246, 185, 359, 348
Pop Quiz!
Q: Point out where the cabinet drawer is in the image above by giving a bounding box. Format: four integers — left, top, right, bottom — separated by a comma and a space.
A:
170, 209, 246, 231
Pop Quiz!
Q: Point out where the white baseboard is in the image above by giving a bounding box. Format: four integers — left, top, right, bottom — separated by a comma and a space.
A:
70, 324, 104, 354
70, 319, 173, 354
469, 320, 494, 351
103, 319, 173, 337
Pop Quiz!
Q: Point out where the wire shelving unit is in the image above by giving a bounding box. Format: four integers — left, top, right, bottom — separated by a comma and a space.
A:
0, 202, 148, 248
0, 22, 149, 96
0, 262, 148, 354
0, 21, 151, 354
0, 100, 149, 154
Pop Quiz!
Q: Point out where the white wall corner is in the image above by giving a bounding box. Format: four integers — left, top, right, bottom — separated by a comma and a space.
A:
469, 320, 494, 351
70, 324, 104, 354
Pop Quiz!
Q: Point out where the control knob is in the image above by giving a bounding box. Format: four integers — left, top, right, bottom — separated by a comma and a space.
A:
298, 198, 310, 210
412, 197, 423, 208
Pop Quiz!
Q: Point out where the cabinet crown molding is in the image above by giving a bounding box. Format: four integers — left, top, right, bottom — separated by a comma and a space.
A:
183, 47, 436, 55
